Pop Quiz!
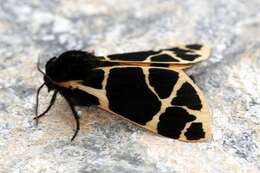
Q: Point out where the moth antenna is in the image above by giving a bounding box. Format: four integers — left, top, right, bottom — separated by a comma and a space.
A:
34, 90, 58, 125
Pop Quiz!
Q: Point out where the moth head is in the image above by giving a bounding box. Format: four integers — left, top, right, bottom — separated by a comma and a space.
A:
44, 50, 98, 91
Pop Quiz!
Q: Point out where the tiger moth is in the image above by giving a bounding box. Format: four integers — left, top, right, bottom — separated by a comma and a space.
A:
35, 44, 212, 142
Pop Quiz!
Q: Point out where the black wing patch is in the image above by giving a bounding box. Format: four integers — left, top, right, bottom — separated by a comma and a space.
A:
107, 51, 156, 61
171, 82, 202, 110
184, 122, 205, 140
106, 67, 161, 125
157, 107, 196, 139
150, 54, 180, 62
186, 44, 203, 50
166, 47, 200, 61
148, 68, 179, 99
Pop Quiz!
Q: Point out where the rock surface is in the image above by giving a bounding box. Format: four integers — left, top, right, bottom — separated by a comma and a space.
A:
0, 0, 259, 172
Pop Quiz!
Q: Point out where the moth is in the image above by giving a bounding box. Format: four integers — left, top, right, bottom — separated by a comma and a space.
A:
35, 44, 212, 142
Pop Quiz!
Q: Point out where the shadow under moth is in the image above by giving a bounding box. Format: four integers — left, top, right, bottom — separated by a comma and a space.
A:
35, 44, 212, 142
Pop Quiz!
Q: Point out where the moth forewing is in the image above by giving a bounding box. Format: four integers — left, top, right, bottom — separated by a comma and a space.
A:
57, 66, 212, 142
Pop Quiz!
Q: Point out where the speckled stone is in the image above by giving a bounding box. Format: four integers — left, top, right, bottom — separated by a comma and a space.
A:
0, 0, 259, 173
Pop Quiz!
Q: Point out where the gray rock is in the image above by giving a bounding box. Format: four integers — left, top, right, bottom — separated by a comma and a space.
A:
0, 0, 259, 172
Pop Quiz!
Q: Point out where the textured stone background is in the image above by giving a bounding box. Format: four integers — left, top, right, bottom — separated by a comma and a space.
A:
0, 0, 259, 172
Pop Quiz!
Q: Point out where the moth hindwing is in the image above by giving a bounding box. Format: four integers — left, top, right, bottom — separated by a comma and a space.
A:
35, 44, 211, 142
97, 44, 210, 69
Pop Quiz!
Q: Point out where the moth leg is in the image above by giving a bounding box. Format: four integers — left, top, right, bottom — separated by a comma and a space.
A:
34, 90, 58, 125
64, 97, 80, 141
